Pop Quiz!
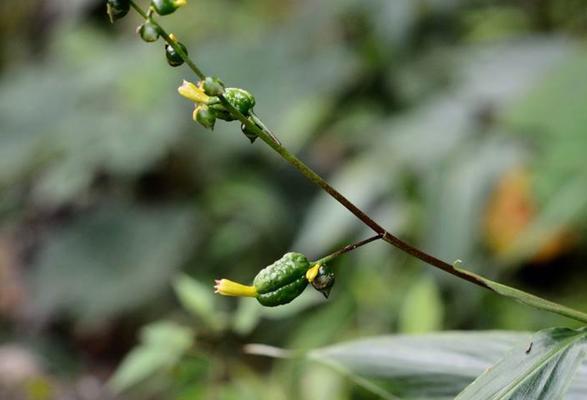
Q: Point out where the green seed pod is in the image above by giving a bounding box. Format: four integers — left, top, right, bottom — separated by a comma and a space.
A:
194, 105, 216, 130
107, 0, 130, 23
223, 87, 256, 116
138, 20, 160, 42
253, 252, 310, 307
310, 264, 335, 298
202, 77, 225, 97
151, 0, 187, 15
206, 88, 256, 122
165, 41, 187, 67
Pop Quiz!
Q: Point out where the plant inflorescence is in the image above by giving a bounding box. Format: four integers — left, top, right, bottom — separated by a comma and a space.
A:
106, 0, 587, 321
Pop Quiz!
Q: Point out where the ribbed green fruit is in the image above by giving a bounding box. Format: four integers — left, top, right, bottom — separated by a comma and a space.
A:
253, 252, 310, 307
208, 88, 256, 122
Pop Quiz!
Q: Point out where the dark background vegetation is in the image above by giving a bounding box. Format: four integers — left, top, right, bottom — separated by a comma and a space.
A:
0, 0, 586, 398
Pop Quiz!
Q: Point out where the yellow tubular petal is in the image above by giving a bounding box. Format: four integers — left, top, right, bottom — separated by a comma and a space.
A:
174, 0, 187, 7
214, 279, 257, 297
178, 80, 210, 104
192, 105, 201, 121
306, 264, 320, 283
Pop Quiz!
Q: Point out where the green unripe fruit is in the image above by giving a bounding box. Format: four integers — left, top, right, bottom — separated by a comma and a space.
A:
256, 276, 307, 307
165, 41, 187, 67
138, 21, 160, 42
223, 88, 256, 115
194, 106, 216, 130
107, 0, 130, 22
207, 87, 256, 122
151, 0, 187, 15
202, 77, 225, 97
253, 252, 310, 307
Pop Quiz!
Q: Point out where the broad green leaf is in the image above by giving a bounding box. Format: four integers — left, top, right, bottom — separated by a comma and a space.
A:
456, 327, 587, 400
248, 330, 587, 399
248, 331, 530, 399
308, 331, 529, 399
108, 321, 193, 393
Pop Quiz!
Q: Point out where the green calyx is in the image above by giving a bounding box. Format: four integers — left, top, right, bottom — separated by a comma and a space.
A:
151, 0, 187, 15
253, 252, 310, 307
310, 264, 335, 298
107, 0, 130, 23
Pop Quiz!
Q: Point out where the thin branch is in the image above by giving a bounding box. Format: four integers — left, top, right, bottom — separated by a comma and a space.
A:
130, 1, 205, 80
313, 234, 383, 265
125, 2, 587, 325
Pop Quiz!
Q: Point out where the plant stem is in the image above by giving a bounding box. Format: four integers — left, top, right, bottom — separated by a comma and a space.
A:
129, 1, 205, 80
313, 234, 383, 265
127, 2, 587, 325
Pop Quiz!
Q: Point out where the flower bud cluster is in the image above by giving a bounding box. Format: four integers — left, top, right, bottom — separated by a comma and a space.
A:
178, 79, 259, 134
106, 0, 189, 67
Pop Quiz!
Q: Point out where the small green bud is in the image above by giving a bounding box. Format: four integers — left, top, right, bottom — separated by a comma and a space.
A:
165, 37, 187, 67
138, 20, 160, 42
107, 0, 130, 23
194, 105, 216, 130
241, 123, 258, 143
151, 0, 187, 15
202, 77, 225, 97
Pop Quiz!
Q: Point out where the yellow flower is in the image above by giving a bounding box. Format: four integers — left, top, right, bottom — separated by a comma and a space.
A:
214, 279, 257, 297
178, 80, 210, 104
305, 263, 320, 283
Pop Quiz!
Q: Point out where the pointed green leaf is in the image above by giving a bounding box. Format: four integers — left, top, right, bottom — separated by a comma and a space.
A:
247, 331, 587, 399
308, 331, 529, 399
456, 327, 587, 400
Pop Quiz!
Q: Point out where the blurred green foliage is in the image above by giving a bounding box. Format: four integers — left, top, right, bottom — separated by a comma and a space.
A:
1, 0, 587, 399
